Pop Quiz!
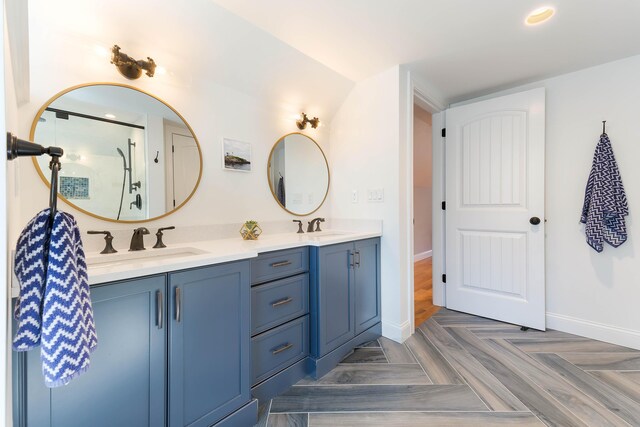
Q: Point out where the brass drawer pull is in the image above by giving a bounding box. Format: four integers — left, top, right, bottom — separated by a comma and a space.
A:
271, 260, 292, 268
272, 343, 293, 355
272, 297, 293, 307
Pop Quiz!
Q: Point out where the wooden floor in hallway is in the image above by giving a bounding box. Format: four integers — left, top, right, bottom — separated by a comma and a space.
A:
414, 257, 439, 325
257, 309, 640, 426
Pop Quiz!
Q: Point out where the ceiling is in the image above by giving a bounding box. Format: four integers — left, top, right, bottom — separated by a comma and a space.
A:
211, 0, 640, 104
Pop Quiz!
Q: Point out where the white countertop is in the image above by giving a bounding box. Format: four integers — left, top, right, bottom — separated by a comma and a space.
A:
83, 229, 380, 286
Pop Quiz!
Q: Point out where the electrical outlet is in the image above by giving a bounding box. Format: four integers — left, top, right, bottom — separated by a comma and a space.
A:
352, 190, 359, 203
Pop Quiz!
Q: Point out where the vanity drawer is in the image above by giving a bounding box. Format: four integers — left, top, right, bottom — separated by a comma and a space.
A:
251, 247, 309, 284
252, 273, 309, 336
251, 315, 309, 385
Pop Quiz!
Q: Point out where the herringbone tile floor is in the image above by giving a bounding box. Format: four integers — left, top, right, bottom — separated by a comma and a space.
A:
256, 309, 640, 426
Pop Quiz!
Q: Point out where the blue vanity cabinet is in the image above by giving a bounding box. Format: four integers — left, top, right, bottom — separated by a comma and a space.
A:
168, 261, 251, 427
13, 275, 167, 427
354, 238, 382, 335
310, 238, 381, 377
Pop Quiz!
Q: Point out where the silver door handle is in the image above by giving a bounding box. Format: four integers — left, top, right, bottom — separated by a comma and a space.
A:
175, 287, 182, 322
271, 260, 292, 268
156, 290, 163, 329
272, 343, 293, 355
272, 297, 293, 307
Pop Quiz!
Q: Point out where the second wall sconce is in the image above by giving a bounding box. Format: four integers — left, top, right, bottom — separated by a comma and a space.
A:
296, 112, 320, 130
111, 45, 156, 80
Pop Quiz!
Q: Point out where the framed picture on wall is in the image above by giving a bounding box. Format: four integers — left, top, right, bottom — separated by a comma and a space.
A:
222, 138, 252, 172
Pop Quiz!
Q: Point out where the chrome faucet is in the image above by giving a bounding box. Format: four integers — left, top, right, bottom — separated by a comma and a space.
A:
307, 217, 325, 232
129, 227, 150, 251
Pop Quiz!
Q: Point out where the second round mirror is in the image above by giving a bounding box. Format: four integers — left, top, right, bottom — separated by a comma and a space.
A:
268, 133, 329, 216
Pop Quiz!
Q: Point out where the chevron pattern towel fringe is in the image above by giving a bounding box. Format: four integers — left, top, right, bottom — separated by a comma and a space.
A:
13, 209, 98, 387
580, 134, 629, 252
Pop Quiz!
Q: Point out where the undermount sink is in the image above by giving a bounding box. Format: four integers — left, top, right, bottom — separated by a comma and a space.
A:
87, 247, 208, 269
309, 231, 349, 238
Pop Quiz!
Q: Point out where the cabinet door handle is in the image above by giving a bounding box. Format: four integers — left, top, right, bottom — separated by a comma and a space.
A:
272, 297, 293, 307
349, 251, 355, 269
355, 250, 361, 268
175, 287, 182, 322
271, 260, 292, 268
272, 343, 293, 355
156, 290, 163, 329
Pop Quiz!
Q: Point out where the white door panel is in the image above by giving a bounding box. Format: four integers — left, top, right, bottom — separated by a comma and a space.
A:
445, 88, 545, 330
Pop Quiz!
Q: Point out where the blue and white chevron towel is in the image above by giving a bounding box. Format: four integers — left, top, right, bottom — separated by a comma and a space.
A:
580, 134, 629, 252
13, 209, 98, 387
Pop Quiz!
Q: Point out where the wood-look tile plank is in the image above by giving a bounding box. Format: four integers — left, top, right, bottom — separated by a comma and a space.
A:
533, 353, 640, 426
405, 331, 464, 384
444, 328, 587, 427
378, 336, 417, 364
309, 412, 544, 427
355, 339, 380, 348
270, 384, 487, 413
296, 364, 431, 385
508, 338, 638, 354
560, 353, 640, 371
469, 327, 581, 341
485, 339, 629, 426
419, 320, 527, 411
267, 413, 308, 427
621, 371, 640, 385
589, 371, 640, 404
340, 347, 387, 363
433, 311, 510, 328
255, 400, 271, 427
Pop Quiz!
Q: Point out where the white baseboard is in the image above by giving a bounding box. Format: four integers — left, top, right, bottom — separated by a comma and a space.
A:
414, 250, 432, 262
546, 312, 640, 350
382, 319, 412, 343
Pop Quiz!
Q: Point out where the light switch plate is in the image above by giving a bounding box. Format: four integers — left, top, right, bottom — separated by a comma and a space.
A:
352, 190, 359, 203
367, 188, 384, 202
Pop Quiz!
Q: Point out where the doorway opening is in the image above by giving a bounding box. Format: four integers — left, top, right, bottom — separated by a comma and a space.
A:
413, 103, 439, 326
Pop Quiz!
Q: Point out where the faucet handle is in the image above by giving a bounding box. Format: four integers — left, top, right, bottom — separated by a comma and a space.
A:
315, 218, 325, 232
87, 230, 117, 254
292, 220, 304, 234
153, 226, 175, 248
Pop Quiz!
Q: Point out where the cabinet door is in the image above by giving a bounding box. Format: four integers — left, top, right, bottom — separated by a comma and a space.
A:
15, 276, 167, 427
168, 261, 250, 427
354, 238, 382, 335
312, 242, 355, 357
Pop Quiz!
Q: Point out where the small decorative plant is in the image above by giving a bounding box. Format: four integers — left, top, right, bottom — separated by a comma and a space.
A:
240, 220, 262, 240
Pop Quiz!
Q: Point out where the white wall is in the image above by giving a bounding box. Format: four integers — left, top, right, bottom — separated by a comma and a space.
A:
330, 66, 411, 341
413, 105, 432, 258
454, 55, 640, 349
12, 0, 353, 245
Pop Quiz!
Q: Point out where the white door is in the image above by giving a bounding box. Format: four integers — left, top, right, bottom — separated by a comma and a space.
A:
169, 132, 200, 209
445, 88, 546, 330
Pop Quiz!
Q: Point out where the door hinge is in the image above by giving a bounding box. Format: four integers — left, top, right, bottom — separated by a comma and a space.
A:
441, 128, 446, 138
173, 199, 176, 208
441, 201, 446, 210
172, 145, 175, 153
442, 274, 447, 284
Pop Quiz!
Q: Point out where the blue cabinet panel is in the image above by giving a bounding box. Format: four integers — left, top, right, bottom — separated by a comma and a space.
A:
251, 273, 309, 336
310, 242, 355, 357
354, 239, 382, 334
15, 275, 167, 427
251, 247, 309, 285
251, 315, 309, 385
168, 261, 251, 427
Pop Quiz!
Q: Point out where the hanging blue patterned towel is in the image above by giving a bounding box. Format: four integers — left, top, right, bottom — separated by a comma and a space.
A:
13, 209, 98, 387
580, 134, 628, 252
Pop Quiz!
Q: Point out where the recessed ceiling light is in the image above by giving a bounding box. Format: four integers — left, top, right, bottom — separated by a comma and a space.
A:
525, 6, 555, 26
105, 113, 116, 119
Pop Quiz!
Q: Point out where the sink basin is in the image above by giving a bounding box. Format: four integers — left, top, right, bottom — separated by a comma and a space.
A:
87, 247, 208, 269
309, 231, 349, 238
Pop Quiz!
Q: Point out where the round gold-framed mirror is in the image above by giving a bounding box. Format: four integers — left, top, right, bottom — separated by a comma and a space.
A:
267, 132, 329, 216
29, 83, 203, 223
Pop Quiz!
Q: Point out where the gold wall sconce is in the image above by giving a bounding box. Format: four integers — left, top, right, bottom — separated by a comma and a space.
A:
110, 45, 156, 80
296, 112, 320, 130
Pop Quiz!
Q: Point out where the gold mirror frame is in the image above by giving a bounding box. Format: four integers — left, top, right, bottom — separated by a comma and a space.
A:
267, 132, 330, 216
29, 82, 203, 224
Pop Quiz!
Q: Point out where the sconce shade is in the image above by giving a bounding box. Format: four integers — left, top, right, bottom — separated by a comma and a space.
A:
296, 112, 320, 130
